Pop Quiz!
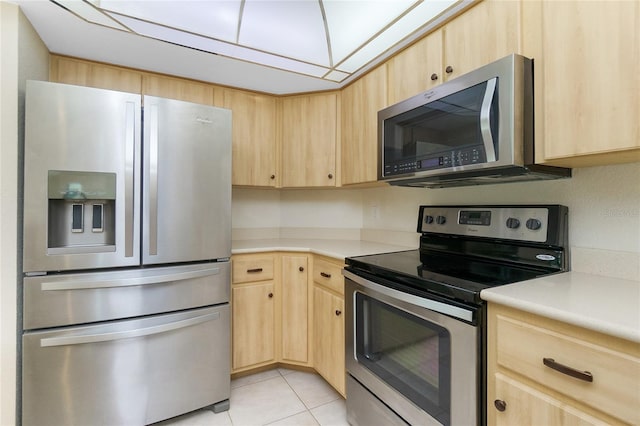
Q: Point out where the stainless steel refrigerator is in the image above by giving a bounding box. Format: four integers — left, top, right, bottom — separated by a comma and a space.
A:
21, 80, 232, 425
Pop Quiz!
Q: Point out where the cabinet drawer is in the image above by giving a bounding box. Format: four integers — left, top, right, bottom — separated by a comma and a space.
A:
232, 255, 274, 283
496, 315, 640, 425
313, 258, 344, 295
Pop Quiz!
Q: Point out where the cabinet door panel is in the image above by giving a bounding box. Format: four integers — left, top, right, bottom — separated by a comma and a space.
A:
537, 1, 640, 160
281, 93, 337, 187
281, 256, 308, 364
142, 74, 215, 105
224, 89, 277, 187
313, 285, 345, 395
442, 0, 521, 80
387, 29, 442, 104
232, 282, 275, 370
494, 373, 608, 426
341, 66, 387, 185
50, 55, 142, 93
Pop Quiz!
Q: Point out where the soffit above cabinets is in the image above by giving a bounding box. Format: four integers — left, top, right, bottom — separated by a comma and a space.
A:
15, 0, 472, 94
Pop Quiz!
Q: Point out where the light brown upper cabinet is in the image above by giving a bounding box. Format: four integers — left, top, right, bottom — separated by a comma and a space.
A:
142, 74, 216, 105
280, 92, 339, 188
387, 0, 520, 106
223, 89, 278, 187
441, 0, 521, 81
49, 55, 143, 94
523, 0, 640, 167
340, 66, 387, 186
387, 29, 443, 105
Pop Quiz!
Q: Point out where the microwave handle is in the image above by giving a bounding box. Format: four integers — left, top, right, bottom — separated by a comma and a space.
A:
480, 77, 498, 163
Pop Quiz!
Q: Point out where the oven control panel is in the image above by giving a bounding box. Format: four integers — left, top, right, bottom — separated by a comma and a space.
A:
418, 206, 560, 243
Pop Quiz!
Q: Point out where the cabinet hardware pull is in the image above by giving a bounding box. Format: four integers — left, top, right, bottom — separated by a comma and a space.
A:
445, 65, 453, 74
247, 268, 263, 273
430, 73, 438, 81
299, 266, 305, 272
543, 358, 593, 382
328, 173, 333, 179
335, 310, 342, 316
320, 272, 332, 278
494, 400, 506, 412
268, 292, 273, 298
270, 174, 275, 179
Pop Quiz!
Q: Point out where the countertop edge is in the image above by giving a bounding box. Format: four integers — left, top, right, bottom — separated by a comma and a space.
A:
480, 290, 640, 343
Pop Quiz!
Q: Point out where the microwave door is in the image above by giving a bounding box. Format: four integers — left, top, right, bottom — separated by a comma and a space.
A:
142, 96, 232, 265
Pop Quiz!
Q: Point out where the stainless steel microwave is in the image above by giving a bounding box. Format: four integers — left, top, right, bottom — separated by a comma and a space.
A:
378, 54, 570, 188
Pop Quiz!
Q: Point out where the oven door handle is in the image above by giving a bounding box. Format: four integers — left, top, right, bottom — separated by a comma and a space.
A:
343, 270, 475, 322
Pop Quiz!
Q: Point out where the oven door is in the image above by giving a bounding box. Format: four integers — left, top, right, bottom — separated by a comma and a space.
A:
344, 271, 480, 426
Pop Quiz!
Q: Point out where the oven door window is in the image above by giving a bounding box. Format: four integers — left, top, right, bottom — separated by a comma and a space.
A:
355, 292, 451, 425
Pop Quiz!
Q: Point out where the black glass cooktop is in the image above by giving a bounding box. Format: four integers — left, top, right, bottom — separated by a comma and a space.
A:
345, 249, 556, 305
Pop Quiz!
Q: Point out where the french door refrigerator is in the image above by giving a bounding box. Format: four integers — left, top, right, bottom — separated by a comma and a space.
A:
21, 80, 232, 425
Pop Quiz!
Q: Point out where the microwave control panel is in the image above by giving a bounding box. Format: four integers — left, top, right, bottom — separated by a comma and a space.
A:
385, 146, 485, 176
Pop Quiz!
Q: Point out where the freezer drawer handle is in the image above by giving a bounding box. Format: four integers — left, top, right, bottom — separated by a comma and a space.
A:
40, 267, 220, 291
40, 311, 221, 347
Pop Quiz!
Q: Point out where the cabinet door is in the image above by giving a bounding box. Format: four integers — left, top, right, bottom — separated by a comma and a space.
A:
142, 74, 215, 105
526, 0, 640, 165
341, 66, 387, 186
281, 255, 309, 364
387, 29, 443, 104
223, 89, 278, 187
232, 281, 275, 370
281, 92, 338, 187
50, 55, 142, 93
493, 374, 608, 426
313, 285, 345, 396
442, 0, 521, 81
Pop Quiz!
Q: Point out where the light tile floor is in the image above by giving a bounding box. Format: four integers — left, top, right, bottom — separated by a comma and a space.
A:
157, 368, 349, 426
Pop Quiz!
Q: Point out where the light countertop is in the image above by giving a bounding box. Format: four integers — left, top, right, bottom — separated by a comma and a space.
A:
481, 271, 640, 343
232, 239, 639, 343
232, 238, 416, 260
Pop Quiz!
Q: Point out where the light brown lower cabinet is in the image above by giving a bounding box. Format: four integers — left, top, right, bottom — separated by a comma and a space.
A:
487, 303, 640, 426
231, 252, 346, 396
232, 281, 275, 371
313, 284, 345, 396
231, 254, 276, 371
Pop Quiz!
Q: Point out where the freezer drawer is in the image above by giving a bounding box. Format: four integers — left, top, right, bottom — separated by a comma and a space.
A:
23, 262, 230, 330
22, 305, 230, 426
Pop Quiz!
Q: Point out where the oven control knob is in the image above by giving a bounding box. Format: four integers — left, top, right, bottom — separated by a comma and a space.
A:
526, 218, 542, 230
436, 215, 447, 225
424, 215, 434, 224
506, 218, 520, 229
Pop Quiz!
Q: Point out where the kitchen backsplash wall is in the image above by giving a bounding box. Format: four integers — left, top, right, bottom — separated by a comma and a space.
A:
232, 162, 639, 280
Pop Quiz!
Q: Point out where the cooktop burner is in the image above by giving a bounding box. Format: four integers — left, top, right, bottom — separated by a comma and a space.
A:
345, 205, 569, 305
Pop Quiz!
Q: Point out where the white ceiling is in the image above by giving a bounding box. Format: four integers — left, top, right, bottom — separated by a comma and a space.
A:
13, 0, 472, 95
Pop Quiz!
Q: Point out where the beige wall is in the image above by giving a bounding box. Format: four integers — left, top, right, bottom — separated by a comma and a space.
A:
233, 162, 640, 280
0, 3, 49, 424
0, 3, 20, 424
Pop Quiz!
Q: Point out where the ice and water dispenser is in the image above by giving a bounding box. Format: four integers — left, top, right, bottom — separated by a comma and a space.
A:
47, 171, 116, 253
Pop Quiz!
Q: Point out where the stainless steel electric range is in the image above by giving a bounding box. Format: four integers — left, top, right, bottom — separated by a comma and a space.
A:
343, 205, 569, 426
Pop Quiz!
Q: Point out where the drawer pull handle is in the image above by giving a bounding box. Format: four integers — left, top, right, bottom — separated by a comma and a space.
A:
335, 310, 342, 316
299, 266, 305, 272
494, 399, 507, 412
320, 272, 332, 278
247, 268, 263, 273
268, 292, 274, 298
543, 357, 593, 382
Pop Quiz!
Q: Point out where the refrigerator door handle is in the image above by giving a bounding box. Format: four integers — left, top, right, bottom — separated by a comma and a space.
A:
125, 101, 136, 257
40, 267, 221, 291
148, 103, 159, 256
39, 311, 221, 347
